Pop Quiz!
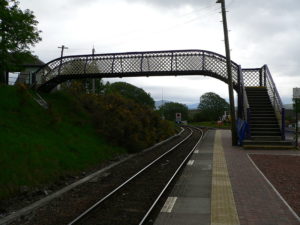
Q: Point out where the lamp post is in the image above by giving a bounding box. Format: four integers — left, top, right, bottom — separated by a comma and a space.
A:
216, 0, 237, 145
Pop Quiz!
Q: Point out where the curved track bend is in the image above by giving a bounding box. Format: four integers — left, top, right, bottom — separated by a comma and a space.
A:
68, 126, 204, 225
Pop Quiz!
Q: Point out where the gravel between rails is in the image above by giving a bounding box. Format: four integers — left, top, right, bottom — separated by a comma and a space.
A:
9, 128, 192, 225
70, 127, 202, 225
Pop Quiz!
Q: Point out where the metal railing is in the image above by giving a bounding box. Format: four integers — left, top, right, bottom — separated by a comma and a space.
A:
33, 49, 240, 92
238, 66, 249, 121
263, 65, 285, 139
237, 66, 250, 142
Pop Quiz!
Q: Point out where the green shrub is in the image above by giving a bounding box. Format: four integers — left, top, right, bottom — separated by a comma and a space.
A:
78, 92, 175, 152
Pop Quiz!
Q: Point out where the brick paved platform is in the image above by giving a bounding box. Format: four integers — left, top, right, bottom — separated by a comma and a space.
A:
154, 129, 300, 225
222, 130, 300, 225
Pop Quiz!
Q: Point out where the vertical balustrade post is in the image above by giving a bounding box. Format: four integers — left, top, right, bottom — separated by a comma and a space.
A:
111, 55, 115, 73
264, 65, 267, 86
281, 108, 285, 140
259, 68, 263, 86
140, 54, 143, 72
170, 52, 173, 72
84, 56, 88, 74
58, 58, 62, 76
202, 52, 205, 70
247, 108, 251, 138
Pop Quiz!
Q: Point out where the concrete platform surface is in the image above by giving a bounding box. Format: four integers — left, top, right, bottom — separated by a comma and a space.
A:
154, 130, 214, 225
154, 129, 300, 225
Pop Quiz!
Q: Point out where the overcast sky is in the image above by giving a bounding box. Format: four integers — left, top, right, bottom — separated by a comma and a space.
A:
19, 0, 300, 105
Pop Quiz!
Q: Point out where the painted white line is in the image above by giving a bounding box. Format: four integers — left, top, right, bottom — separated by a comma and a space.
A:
160, 197, 177, 213
194, 150, 199, 154
187, 160, 194, 166
247, 154, 300, 222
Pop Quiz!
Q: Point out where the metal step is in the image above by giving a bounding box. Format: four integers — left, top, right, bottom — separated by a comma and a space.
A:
250, 136, 282, 141
250, 106, 274, 112
251, 116, 277, 119
248, 100, 272, 103
248, 97, 270, 100
247, 95, 269, 98
248, 100, 271, 103
251, 132, 281, 136
250, 113, 276, 117
250, 111, 275, 114
251, 128, 280, 132
243, 140, 294, 146
246, 93, 269, 96
247, 92, 269, 94
251, 122, 278, 126
248, 105, 273, 108
246, 88, 268, 92
243, 145, 295, 150
251, 119, 277, 122
248, 104, 273, 107
251, 124, 279, 128
250, 119, 277, 123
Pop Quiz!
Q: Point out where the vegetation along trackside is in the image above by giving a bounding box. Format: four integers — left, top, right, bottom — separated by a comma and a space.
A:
0, 83, 175, 200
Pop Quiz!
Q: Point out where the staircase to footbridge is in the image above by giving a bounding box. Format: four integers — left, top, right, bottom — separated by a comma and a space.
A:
33, 49, 291, 148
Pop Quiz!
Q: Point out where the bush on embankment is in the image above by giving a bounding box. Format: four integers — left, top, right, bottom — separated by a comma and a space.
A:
0, 84, 175, 199
79, 92, 175, 152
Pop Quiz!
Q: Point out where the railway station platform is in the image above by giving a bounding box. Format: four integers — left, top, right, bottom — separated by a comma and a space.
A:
154, 129, 300, 225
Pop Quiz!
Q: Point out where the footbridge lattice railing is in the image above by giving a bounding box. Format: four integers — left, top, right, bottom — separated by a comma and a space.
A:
33, 50, 240, 93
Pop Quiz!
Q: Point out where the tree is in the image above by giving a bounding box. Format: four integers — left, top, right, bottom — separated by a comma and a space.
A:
293, 99, 300, 113
0, 0, 42, 83
197, 92, 229, 121
159, 102, 189, 121
105, 82, 155, 109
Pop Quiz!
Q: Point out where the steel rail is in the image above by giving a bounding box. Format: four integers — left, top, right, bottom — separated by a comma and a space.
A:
68, 127, 194, 225
138, 127, 204, 225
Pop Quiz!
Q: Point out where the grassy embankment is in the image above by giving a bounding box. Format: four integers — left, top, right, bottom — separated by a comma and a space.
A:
0, 85, 127, 199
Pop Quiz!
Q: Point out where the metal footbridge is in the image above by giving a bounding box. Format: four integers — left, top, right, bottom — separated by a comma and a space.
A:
33, 49, 285, 143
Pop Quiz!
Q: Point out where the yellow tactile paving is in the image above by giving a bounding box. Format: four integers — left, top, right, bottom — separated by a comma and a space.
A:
211, 130, 240, 225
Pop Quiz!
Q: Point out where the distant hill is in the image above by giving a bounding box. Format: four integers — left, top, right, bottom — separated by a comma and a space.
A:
157, 103, 294, 110
187, 103, 198, 109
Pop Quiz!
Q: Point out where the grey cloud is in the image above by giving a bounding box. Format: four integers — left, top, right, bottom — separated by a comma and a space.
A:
124, 0, 211, 8
228, 0, 300, 78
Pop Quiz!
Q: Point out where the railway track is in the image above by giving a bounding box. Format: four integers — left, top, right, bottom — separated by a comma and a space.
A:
68, 126, 204, 225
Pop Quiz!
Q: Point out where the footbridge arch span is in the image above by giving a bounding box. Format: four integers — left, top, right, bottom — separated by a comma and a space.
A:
33, 49, 241, 93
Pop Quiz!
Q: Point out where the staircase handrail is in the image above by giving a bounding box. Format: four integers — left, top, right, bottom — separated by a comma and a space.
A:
239, 66, 249, 121
264, 65, 283, 106
264, 65, 285, 139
